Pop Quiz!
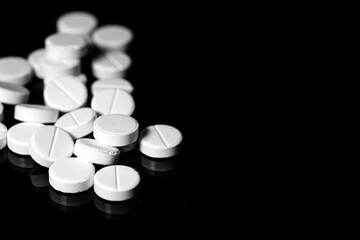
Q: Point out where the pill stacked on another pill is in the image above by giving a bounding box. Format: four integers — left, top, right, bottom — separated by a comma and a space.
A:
0, 11, 183, 204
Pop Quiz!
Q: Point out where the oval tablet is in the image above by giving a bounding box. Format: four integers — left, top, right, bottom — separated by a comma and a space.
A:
49, 157, 95, 193
91, 77, 134, 95
94, 165, 140, 201
6, 122, 44, 155
27, 48, 45, 78
44, 75, 88, 112
92, 25, 133, 51
93, 114, 139, 147
91, 89, 135, 116
0, 103, 4, 122
0, 122, 7, 150
28, 125, 74, 168
39, 53, 80, 80
139, 125, 183, 158
45, 33, 88, 60
14, 104, 59, 123
91, 51, 131, 79
74, 138, 120, 165
55, 107, 97, 139
0, 82, 30, 105
57, 11, 98, 36
0, 56, 33, 85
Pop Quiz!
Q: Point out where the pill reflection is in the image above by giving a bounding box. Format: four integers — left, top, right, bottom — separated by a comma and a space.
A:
8, 150, 35, 173
140, 154, 180, 177
0, 148, 8, 166
29, 165, 49, 193
94, 195, 139, 221
49, 187, 94, 212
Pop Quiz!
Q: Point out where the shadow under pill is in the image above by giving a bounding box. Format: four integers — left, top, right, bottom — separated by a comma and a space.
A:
8, 150, 35, 173
94, 195, 139, 221
49, 187, 94, 212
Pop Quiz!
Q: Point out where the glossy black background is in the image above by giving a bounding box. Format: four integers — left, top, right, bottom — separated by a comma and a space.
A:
0, 3, 327, 235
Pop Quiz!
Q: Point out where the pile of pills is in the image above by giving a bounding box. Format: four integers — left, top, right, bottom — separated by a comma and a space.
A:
0, 11, 183, 203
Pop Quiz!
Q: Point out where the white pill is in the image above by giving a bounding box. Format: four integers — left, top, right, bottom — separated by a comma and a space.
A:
27, 48, 45, 78
14, 104, 59, 123
57, 11, 98, 36
92, 25, 133, 51
6, 122, 44, 155
45, 33, 88, 60
74, 138, 120, 165
94, 165, 140, 201
93, 114, 139, 147
0, 82, 29, 105
139, 125, 183, 158
91, 89, 135, 116
28, 125, 74, 168
55, 107, 97, 139
92, 51, 131, 79
39, 53, 80, 79
0, 122, 7, 150
0, 56, 33, 85
44, 75, 88, 112
91, 77, 134, 95
0, 103, 4, 122
44, 73, 87, 85
49, 157, 95, 193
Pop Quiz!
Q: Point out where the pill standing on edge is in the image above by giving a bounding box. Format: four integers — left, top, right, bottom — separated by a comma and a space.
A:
0, 82, 30, 105
74, 138, 120, 165
93, 114, 139, 149
57, 11, 98, 36
0, 122, 7, 150
94, 165, 140, 201
139, 124, 183, 158
27, 48, 45, 79
91, 77, 134, 95
28, 125, 74, 168
0, 56, 33, 85
6, 122, 44, 155
49, 157, 95, 193
0, 103, 4, 122
92, 25, 133, 51
45, 33, 88, 60
55, 107, 97, 139
91, 89, 135, 116
44, 75, 88, 112
14, 104, 59, 123
91, 51, 131, 79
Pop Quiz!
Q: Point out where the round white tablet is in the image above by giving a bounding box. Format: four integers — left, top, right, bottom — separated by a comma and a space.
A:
28, 125, 74, 168
55, 107, 97, 139
93, 114, 139, 147
27, 48, 45, 78
49, 157, 95, 193
44, 75, 87, 112
0, 56, 33, 85
14, 104, 59, 123
91, 89, 135, 116
91, 77, 134, 95
0, 103, 4, 122
74, 138, 120, 165
6, 122, 44, 155
94, 165, 140, 201
57, 11, 98, 36
139, 125, 183, 158
0, 122, 7, 150
39, 53, 80, 80
92, 25, 133, 51
45, 33, 88, 60
91, 51, 131, 79
0, 82, 30, 105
